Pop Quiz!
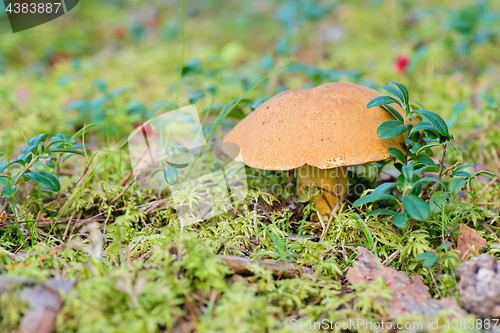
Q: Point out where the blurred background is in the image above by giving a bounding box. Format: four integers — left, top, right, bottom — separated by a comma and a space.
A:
0, 0, 499, 172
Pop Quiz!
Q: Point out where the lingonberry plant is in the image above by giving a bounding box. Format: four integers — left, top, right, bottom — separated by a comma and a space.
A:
0, 126, 93, 198
353, 82, 496, 229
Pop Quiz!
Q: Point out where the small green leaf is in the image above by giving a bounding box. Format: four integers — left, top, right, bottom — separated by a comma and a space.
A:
367, 96, 400, 109
45, 160, 56, 169
382, 105, 404, 122
164, 167, 178, 185
24, 171, 60, 191
430, 191, 449, 214
387, 148, 406, 164
0, 176, 9, 187
377, 120, 407, 139
165, 160, 189, 169
393, 212, 408, 228
402, 194, 430, 220
402, 165, 414, 180
423, 256, 438, 267
415, 143, 441, 156
1, 185, 16, 197
352, 193, 397, 207
411, 177, 447, 190
28, 133, 48, 147
409, 121, 435, 134
412, 110, 449, 137
372, 182, 397, 198
452, 171, 470, 178
367, 209, 397, 216
416, 251, 439, 267
188, 92, 205, 104
436, 241, 452, 251
70, 124, 96, 141
449, 178, 466, 195
387, 81, 409, 105
93, 79, 107, 93
45, 148, 85, 156
411, 99, 427, 110
380, 85, 404, 104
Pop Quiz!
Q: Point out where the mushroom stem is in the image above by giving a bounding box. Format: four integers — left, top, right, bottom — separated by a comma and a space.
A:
296, 165, 348, 215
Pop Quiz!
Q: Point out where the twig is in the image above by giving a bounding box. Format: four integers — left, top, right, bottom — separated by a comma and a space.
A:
481, 222, 500, 243
382, 249, 400, 266
4, 246, 63, 269
218, 255, 314, 278
129, 236, 144, 253
0, 246, 15, 259
477, 177, 499, 201
253, 201, 260, 243
466, 202, 500, 206
316, 210, 325, 232
110, 174, 138, 205
51, 152, 98, 207
428, 269, 443, 298
177, 217, 185, 262
319, 213, 334, 242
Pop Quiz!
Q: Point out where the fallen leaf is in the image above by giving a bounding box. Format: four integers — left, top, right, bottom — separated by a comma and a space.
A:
18, 285, 61, 333
0, 210, 10, 224
218, 255, 314, 279
346, 247, 466, 318
456, 254, 500, 319
456, 224, 487, 261
0, 277, 77, 333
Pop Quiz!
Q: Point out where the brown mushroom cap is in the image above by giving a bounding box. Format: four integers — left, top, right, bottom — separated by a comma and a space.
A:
222, 82, 405, 170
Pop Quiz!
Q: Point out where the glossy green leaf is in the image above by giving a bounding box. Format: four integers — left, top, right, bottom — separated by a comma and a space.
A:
367, 96, 400, 109
411, 177, 447, 190
166, 160, 189, 169
409, 121, 435, 134
413, 110, 449, 137
387, 81, 409, 104
0, 175, 9, 187
372, 182, 397, 198
28, 133, 48, 147
382, 104, 404, 122
429, 191, 449, 214
164, 167, 178, 185
70, 124, 96, 141
416, 251, 438, 267
402, 194, 430, 220
352, 193, 397, 207
393, 212, 408, 228
367, 209, 397, 216
436, 241, 452, 251
449, 178, 466, 195
45, 148, 85, 156
1, 185, 16, 197
380, 85, 404, 104
376, 120, 407, 139
387, 148, 406, 163
415, 142, 441, 156
402, 165, 414, 180
411, 99, 427, 110
24, 171, 60, 191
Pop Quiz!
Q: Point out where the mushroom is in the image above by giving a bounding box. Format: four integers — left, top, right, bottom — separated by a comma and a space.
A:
222, 82, 405, 215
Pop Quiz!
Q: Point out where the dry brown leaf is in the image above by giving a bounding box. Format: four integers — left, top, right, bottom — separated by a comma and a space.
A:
0, 277, 76, 333
456, 224, 487, 261
0, 210, 10, 224
218, 255, 314, 278
346, 247, 466, 318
